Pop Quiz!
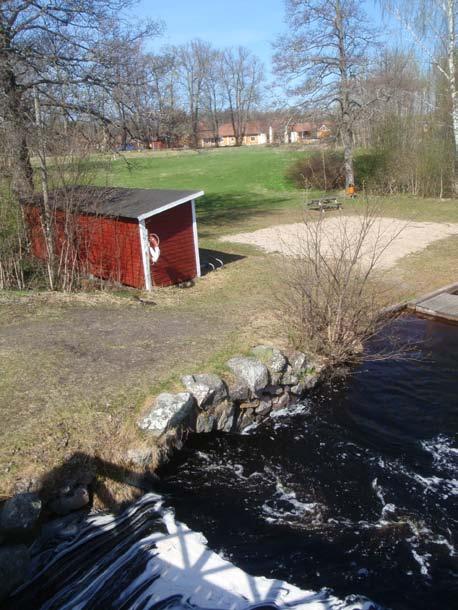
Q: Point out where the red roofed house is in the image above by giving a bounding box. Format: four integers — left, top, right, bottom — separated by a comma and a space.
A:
289, 122, 333, 143
22, 187, 204, 290
199, 121, 270, 147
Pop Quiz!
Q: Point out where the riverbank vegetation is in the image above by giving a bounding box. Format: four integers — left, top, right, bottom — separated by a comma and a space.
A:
276, 202, 408, 366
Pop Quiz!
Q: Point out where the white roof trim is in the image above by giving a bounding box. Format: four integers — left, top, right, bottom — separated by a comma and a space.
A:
137, 191, 204, 221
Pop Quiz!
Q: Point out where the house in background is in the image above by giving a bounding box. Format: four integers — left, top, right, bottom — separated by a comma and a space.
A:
199, 121, 271, 148
22, 187, 204, 290
198, 119, 333, 148
289, 122, 315, 143
288, 122, 333, 143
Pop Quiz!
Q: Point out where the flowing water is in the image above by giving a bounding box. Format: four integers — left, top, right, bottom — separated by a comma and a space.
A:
159, 316, 457, 610
7, 316, 457, 609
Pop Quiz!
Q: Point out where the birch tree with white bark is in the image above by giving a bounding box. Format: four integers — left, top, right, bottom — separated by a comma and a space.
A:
379, 0, 457, 192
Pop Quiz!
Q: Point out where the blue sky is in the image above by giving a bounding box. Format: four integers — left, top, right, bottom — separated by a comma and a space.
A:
135, 0, 390, 70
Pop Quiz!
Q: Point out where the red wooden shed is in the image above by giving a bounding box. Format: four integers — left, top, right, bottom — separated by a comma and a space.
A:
23, 187, 204, 289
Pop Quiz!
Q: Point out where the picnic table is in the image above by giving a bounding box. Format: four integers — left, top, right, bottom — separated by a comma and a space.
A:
306, 197, 342, 211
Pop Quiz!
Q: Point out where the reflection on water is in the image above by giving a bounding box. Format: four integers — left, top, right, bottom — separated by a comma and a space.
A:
160, 317, 458, 610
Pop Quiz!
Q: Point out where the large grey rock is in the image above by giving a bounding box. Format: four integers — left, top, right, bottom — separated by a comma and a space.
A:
227, 357, 269, 393
181, 373, 227, 409
281, 364, 299, 386
290, 382, 306, 396
138, 392, 196, 435
255, 397, 272, 417
227, 380, 250, 402
0, 492, 41, 534
215, 401, 236, 432
238, 408, 256, 430
251, 345, 287, 379
49, 486, 90, 516
0, 545, 30, 601
272, 392, 291, 411
290, 351, 308, 375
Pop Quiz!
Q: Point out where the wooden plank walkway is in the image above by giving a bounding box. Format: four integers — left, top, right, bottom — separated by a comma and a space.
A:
408, 282, 458, 323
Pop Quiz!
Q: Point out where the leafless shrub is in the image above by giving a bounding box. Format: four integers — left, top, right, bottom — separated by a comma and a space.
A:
287, 150, 346, 191
0, 180, 32, 290
275, 201, 408, 367
33, 141, 115, 292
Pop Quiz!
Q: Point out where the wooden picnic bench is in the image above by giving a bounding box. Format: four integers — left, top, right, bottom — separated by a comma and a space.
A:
306, 197, 342, 211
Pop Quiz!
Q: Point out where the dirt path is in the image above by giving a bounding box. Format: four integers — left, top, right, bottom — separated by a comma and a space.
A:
0, 299, 234, 493
224, 217, 458, 269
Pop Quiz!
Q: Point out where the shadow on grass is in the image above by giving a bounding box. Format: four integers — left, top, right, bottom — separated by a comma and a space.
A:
196, 192, 293, 237
4, 452, 336, 610
199, 248, 246, 271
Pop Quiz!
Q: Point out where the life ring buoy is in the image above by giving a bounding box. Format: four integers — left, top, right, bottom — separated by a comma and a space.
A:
148, 233, 161, 264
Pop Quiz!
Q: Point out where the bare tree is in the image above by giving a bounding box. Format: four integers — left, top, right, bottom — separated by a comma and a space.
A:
202, 50, 226, 145
0, 0, 160, 196
273, 0, 379, 187
176, 40, 213, 148
146, 51, 184, 147
221, 47, 264, 146
353, 50, 426, 150
379, 0, 457, 192
275, 202, 407, 366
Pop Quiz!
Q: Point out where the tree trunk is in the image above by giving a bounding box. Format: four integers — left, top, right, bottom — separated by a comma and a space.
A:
0, 63, 34, 196
446, 0, 458, 193
191, 107, 200, 148
335, 0, 355, 189
342, 123, 355, 188
33, 87, 55, 290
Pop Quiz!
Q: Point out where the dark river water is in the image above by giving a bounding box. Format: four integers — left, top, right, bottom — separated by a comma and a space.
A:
6, 317, 457, 610
159, 316, 458, 610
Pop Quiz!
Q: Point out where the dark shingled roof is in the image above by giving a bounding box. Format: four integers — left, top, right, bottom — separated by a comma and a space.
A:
23, 187, 204, 220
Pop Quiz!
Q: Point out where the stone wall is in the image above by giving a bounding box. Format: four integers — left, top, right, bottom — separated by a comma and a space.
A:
137, 344, 324, 447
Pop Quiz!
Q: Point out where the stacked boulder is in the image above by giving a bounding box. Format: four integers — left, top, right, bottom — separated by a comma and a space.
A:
138, 345, 323, 439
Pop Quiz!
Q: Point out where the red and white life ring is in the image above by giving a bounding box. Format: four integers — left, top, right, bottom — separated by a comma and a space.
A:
148, 233, 161, 264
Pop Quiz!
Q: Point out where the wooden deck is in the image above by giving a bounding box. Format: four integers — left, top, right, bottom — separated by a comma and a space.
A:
408, 282, 458, 323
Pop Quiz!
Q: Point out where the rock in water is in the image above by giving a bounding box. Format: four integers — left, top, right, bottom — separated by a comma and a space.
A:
0, 492, 41, 534
227, 357, 269, 393
139, 392, 196, 435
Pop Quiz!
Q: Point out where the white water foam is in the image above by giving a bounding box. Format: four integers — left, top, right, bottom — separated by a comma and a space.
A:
19, 493, 381, 610
421, 435, 458, 471
262, 480, 324, 526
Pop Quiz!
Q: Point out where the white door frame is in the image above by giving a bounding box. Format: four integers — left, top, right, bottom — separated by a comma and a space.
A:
191, 199, 201, 277
138, 219, 152, 291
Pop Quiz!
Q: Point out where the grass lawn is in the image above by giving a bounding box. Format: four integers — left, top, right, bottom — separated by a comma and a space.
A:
1, 145, 457, 497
